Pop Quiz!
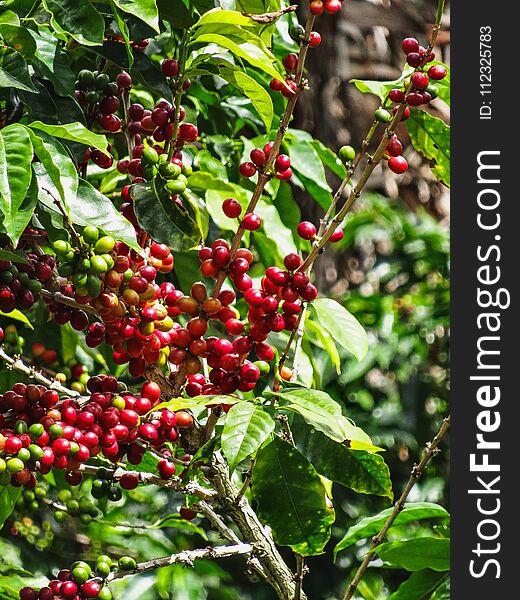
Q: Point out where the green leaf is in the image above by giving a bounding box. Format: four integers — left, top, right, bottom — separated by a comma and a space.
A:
0, 11, 20, 26
42, 0, 105, 46
375, 538, 450, 572
152, 514, 208, 539
408, 110, 450, 187
112, 0, 159, 32
219, 66, 273, 130
193, 8, 258, 29
151, 395, 239, 414
311, 139, 347, 180
388, 570, 448, 600
313, 297, 368, 361
0, 249, 28, 264
285, 130, 331, 193
429, 578, 450, 599
272, 387, 379, 450
28, 121, 109, 153
70, 180, 140, 251
334, 503, 449, 555
304, 319, 341, 375
190, 33, 281, 81
28, 28, 76, 98
0, 309, 33, 328
0, 47, 36, 92
132, 182, 201, 253
252, 436, 335, 556
293, 420, 392, 500
0, 24, 36, 58
351, 74, 408, 102
0, 124, 34, 244
221, 402, 275, 471
108, 0, 134, 69
30, 131, 79, 206
0, 486, 22, 528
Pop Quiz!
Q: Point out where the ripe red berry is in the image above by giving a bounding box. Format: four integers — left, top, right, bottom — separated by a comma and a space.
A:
309, 0, 324, 15
161, 59, 179, 77
329, 229, 344, 243
388, 156, 408, 174
283, 53, 298, 72
116, 71, 132, 89
389, 89, 405, 103
275, 154, 291, 173
120, 473, 139, 490
309, 32, 321, 48
407, 52, 422, 68
269, 79, 284, 92
141, 381, 161, 402
428, 64, 447, 80
297, 221, 317, 240
178, 123, 198, 142
386, 137, 403, 157
284, 253, 302, 271
406, 92, 423, 107
158, 459, 176, 478
239, 162, 256, 177
324, 0, 342, 13
402, 37, 420, 55
222, 198, 242, 219
225, 318, 245, 336
411, 71, 429, 90
242, 213, 261, 231
99, 95, 120, 115
82, 580, 101, 598
393, 105, 411, 120
250, 148, 266, 167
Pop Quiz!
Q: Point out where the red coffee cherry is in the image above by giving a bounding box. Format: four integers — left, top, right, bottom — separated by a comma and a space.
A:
393, 105, 411, 120
275, 154, 291, 173
116, 71, 132, 89
388, 156, 408, 174
309, 0, 324, 15
428, 64, 447, 80
283, 53, 298, 72
284, 253, 302, 271
309, 32, 321, 48
329, 229, 344, 243
250, 148, 266, 167
297, 221, 317, 240
178, 123, 198, 142
407, 52, 422, 68
389, 89, 405, 103
386, 137, 403, 157
161, 59, 179, 77
242, 213, 261, 231
269, 79, 284, 92
411, 71, 429, 90
239, 162, 257, 177
402, 37, 420, 55
222, 198, 242, 218
324, 0, 342, 13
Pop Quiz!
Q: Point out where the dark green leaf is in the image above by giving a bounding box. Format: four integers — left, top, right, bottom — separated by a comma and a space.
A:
0, 124, 34, 243
28, 121, 109, 153
0, 249, 28, 264
152, 514, 208, 539
132, 182, 201, 252
42, 0, 105, 46
374, 538, 450, 572
0, 47, 36, 92
429, 578, 450, 599
293, 419, 392, 500
408, 110, 450, 187
334, 503, 449, 555
313, 298, 368, 361
0, 485, 22, 528
388, 570, 448, 600
108, 0, 134, 69
252, 436, 335, 555
0, 24, 36, 58
221, 402, 275, 471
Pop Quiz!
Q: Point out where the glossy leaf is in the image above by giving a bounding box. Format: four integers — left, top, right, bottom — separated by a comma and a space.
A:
350, 74, 408, 102
0, 47, 36, 92
219, 66, 273, 130
152, 514, 208, 539
374, 537, 450, 572
0, 308, 33, 328
28, 28, 76, 98
28, 121, 109, 153
43, 0, 105, 46
334, 502, 449, 554
293, 421, 393, 500
112, 0, 160, 32
304, 319, 341, 375
0, 486, 22, 528
0, 249, 28, 264
408, 110, 450, 187
0, 24, 36, 58
285, 130, 331, 194
193, 8, 258, 28
313, 297, 368, 361
221, 402, 275, 471
0, 124, 34, 243
252, 436, 335, 556
388, 570, 448, 600
132, 182, 202, 252
429, 578, 450, 599
272, 387, 379, 450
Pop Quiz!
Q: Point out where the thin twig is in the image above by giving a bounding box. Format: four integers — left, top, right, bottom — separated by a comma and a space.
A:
106, 544, 254, 581
342, 415, 451, 600
294, 554, 305, 600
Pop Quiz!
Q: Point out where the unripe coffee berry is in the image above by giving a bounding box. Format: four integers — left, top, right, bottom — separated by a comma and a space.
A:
339, 145, 356, 162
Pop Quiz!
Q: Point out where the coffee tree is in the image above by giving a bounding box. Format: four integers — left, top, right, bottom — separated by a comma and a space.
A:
0, 0, 450, 598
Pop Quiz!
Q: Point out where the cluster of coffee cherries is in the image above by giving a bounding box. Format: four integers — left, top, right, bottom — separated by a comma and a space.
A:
118, 145, 190, 198
0, 324, 24, 355
240, 141, 292, 181
19, 554, 136, 600
0, 375, 191, 490
122, 98, 197, 154
310, 0, 344, 15
0, 253, 54, 314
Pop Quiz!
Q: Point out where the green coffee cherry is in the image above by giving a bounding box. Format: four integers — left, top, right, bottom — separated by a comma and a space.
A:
6, 457, 24, 473
181, 163, 192, 177
78, 69, 95, 88
17, 448, 31, 462
0, 472, 11, 485
87, 273, 102, 297
54, 510, 66, 523
338, 145, 356, 162
96, 561, 111, 577
53, 240, 71, 255
83, 226, 100, 243
0, 458, 6, 473
98, 587, 113, 600
28, 444, 43, 461
165, 179, 187, 194
14, 420, 28, 435
107, 486, 122, 502
159, 162, 181, 179
49, 423, 64, 439
72, 566, 90, 584
290, 24, 305, 41
94, 236, 115, 254
375, 108, 392, 123
86, 90, 100, 104
96, 555, 112, 567
95, 73, 110, 91
426, 83, 439, 99
90, 255, 109, 274
141, 146, 159, 166
118, 556, 137, 571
